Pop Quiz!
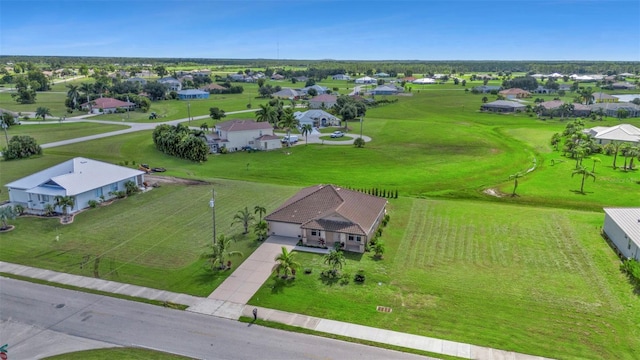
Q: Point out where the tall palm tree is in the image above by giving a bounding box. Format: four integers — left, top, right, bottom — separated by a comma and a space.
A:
572, 166, 596, 194
79, 82, 93, 109
278, 109, 300, 144
35, 107, 52, 121
604, 141, 622, 169
254, 205, 266, 222
626, 146, 639, 170
591, 157, 601, 173
323, 249, 346, 275
579, 87, 594, 105
66, 84, 80, 109
272, 246, 301, 279
255, 104, 277, 124
300, 124, 313, 145
54, 195, 75, 220
509, 172, 524, 197
231, 206, 255, 234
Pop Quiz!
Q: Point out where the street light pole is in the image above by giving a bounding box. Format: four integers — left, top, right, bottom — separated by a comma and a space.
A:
209, 188, 216, 246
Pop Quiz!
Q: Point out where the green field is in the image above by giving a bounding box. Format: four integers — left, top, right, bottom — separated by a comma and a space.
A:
0, 122, 128, 149
1, 77, 639, 359
45, 347, 193, 360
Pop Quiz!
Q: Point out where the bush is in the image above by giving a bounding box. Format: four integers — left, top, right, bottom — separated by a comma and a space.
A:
88, 200, 98, 208
321, 269, 340, 279
2, 135, 42, 160
304, 268, 312, 274
354, 270, 365, 283
621, 258, 640, 287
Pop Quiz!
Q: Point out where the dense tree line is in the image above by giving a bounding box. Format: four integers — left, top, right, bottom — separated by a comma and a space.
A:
502, 76, 539, 91
152, 124, 209, 162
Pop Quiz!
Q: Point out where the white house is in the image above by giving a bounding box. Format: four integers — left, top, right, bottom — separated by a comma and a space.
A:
209, 119, 281, 152
332, 74, 350, 80
158, 77, 182, 91
355, 76, 377, 84
265, 184, 387, 253
294, 110, 340, 128
412, 78, 436, 84
5, 157, 145, 215
603, 208, 640, 261
584, 124, 640, 145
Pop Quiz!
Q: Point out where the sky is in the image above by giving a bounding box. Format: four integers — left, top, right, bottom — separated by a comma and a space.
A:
1, 0, 639, 61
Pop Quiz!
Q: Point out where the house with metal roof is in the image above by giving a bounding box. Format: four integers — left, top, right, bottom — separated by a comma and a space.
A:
603, 208, 640, 261
480, 100, 526, 113
265, 184, 387, 253
208, 119, 281, 153
5, 157, 145, 215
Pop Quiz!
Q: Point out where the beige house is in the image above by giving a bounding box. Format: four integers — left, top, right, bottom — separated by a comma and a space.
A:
265, 185, 387, 253
208, 119, 281, 153
499, 88, 531, 99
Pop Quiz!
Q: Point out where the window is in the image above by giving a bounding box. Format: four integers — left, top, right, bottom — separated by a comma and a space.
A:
311, 230, 317, 236
111, 183, 118, 192
96, 188, 103, 198
348, 235, 361, 242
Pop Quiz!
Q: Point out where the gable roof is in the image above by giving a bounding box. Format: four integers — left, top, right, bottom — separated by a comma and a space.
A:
5, 157, 144, 196
158, 77, 180, 83
604, 208, 640, 248
294, 109, 338, 123
272, 88, 300, 98
265, 184, 387, 236
216, 119, 273, 132
177, 89, 209, 95
483, 100, 526, 109
81, 97, 134, 109
590, 124, 640, 143
309, 94, 337, 103
200, 83, 227, 90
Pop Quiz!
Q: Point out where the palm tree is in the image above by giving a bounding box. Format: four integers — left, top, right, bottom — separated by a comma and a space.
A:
254, 205, 266, 222
572, 166, 596, 194
300, 124, 313, 145
0, 206, 17, 230
278, 108, 299, 143
591, 157, 601, 173
509, 172, 524, 197
54, 195, 75, 220
231, 206, 255, 234
626, 146, 639, 170
200, 123, 209, 133
35, 107, 52, 121
323, 249, 346, 275
66, 84, 80, 109
79, 82, 93, 110
579, 87, 594, 105
203, 234, 243, 270
272, 246, 301, 279
604, 141, 622, 169
255, 104, 277, 124
253, 220, 268, 241
559, 103, 574, 120
550, 133, 562, 151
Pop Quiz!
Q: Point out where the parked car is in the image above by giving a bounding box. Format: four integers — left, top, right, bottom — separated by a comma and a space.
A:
330, 131, 344, 138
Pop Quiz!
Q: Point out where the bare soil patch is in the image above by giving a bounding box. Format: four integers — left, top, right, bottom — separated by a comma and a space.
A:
144, 175, 210, 186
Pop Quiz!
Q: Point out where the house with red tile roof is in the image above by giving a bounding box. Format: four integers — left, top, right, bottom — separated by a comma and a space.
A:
265, 184, 387, 253
207, 119, 281, 153
81, 97, 135, 114
498, 88, 531, 99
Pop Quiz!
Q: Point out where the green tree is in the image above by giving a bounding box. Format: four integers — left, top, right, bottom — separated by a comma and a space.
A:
35, 107, 52, 121
571, 166, 596, 194
0, 206, 17, 230
579, 87, 594, 105
203, 234, 243, 270
11, 76, 37, 104
254, 205, 266, 222
153, 65, 168, 78
604, 141, 623, 169
323, 249, 346, 275
509, 172, 524, 197
300, 124, 313, 145
79, 64, 89, 76
231, 206, 255, 234
373, 241, 385, 259
253, 220, 268, 241
616, 108, 629, 119
2, 135, 42, 160
209, 107, 226, 120
66, 84, 80, 109
79, 82, 93, 107
272, 246, 301, 279
550, 133, 562, 151
54, 195, 75, 220
200, 123, 209, 133
481, 96, 488, 103
591, 157, 601, 173
278, 108, 299, 142
255, 104, 277, 125
354, 137, 365, 148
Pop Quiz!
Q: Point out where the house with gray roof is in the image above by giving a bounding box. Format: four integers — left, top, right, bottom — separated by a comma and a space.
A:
126, 77, 147, 86
589, 103, 640, 118
158, 77, 182, 92
592, 92, 618, 103
265, 184, 387, 253
370, 85, 401, 96
300, 84, 328, 96
584, 123, 640, 145
603, 208, 640, 261
272, 88, 301, 99
5, 157, 145, 215
480, 100, 526, 113
332, 74, 350, 80
308, 94, 337, 109
472, 85, 501, 93
294, 110, 339, 128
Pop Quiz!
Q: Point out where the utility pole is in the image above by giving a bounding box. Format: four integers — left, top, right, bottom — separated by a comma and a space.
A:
209, 188, 216, 246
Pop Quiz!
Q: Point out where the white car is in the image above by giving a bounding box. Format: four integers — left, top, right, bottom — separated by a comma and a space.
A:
330, 131, 344, 138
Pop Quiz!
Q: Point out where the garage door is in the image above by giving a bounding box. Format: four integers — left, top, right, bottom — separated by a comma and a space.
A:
269, 221, 301, 238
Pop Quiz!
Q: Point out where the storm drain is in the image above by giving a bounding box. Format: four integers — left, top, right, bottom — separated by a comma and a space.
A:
376, 306, 392, 313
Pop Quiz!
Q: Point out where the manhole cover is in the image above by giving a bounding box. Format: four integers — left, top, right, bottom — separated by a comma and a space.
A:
376, 306, 392, 313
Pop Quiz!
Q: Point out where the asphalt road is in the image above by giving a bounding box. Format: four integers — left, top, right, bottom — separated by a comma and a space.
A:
0, 277, 430, 360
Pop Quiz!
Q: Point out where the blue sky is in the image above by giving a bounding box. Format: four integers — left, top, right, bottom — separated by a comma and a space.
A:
1, 0, 639, 61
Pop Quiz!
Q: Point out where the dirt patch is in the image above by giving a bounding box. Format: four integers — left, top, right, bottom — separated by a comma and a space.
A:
483, 188, 505, 198
144, 175, 210, 186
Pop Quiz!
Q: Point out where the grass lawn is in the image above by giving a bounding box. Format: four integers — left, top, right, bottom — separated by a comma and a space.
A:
0, 122, 128, 149
249, 198, 640, 359
44, 348, 193, 359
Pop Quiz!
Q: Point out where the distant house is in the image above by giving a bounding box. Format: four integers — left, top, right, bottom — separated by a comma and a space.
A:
191, 69, 211, 77
271, 74, 285, 80
228, 73, 246, 82
293, 76, 309, 83
603, 208, 640, 261
207, 119, 281, 153
499, 88, 531, 99
265, 184, 387, 253
158, 77, 182, 92
308, 94, 337, 109
126, 77, 147, 86
403, 76, 417, 82
584, 123, 640, 145
5, 157, 145, 215
200, 83, 227, 92
370, 85, 401, 95
539, 100, 564, 114
300, 84, 328, 96
572, 103, 592, 117
375, 72, 390, 77
412, 78, 436, 84
81, 97, 135, 114
294, 110, 340, 128
592, 92, 618, 103
481, 100, 526, 113
332, 74, 350, 80
473, 85, 501, 93
611, 82, 636, 90
558, 84, 572, 91
177, 89, 210, 100
589, 103, 640, 118
272, 88, 301, 100
532, 85, 556, 94
355, 76, 376, 84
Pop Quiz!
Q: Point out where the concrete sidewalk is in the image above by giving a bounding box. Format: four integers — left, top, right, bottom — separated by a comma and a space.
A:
0, 261, 554, 360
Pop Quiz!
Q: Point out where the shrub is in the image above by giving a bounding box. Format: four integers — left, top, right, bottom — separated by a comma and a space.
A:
2, 135, 42, 160
354, 270, 365, 283
340, 273, 350, 285
88, 200, 99, 208
13, 204, 24, 215
304, 268, 312, 274
621, 258, 640, 287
